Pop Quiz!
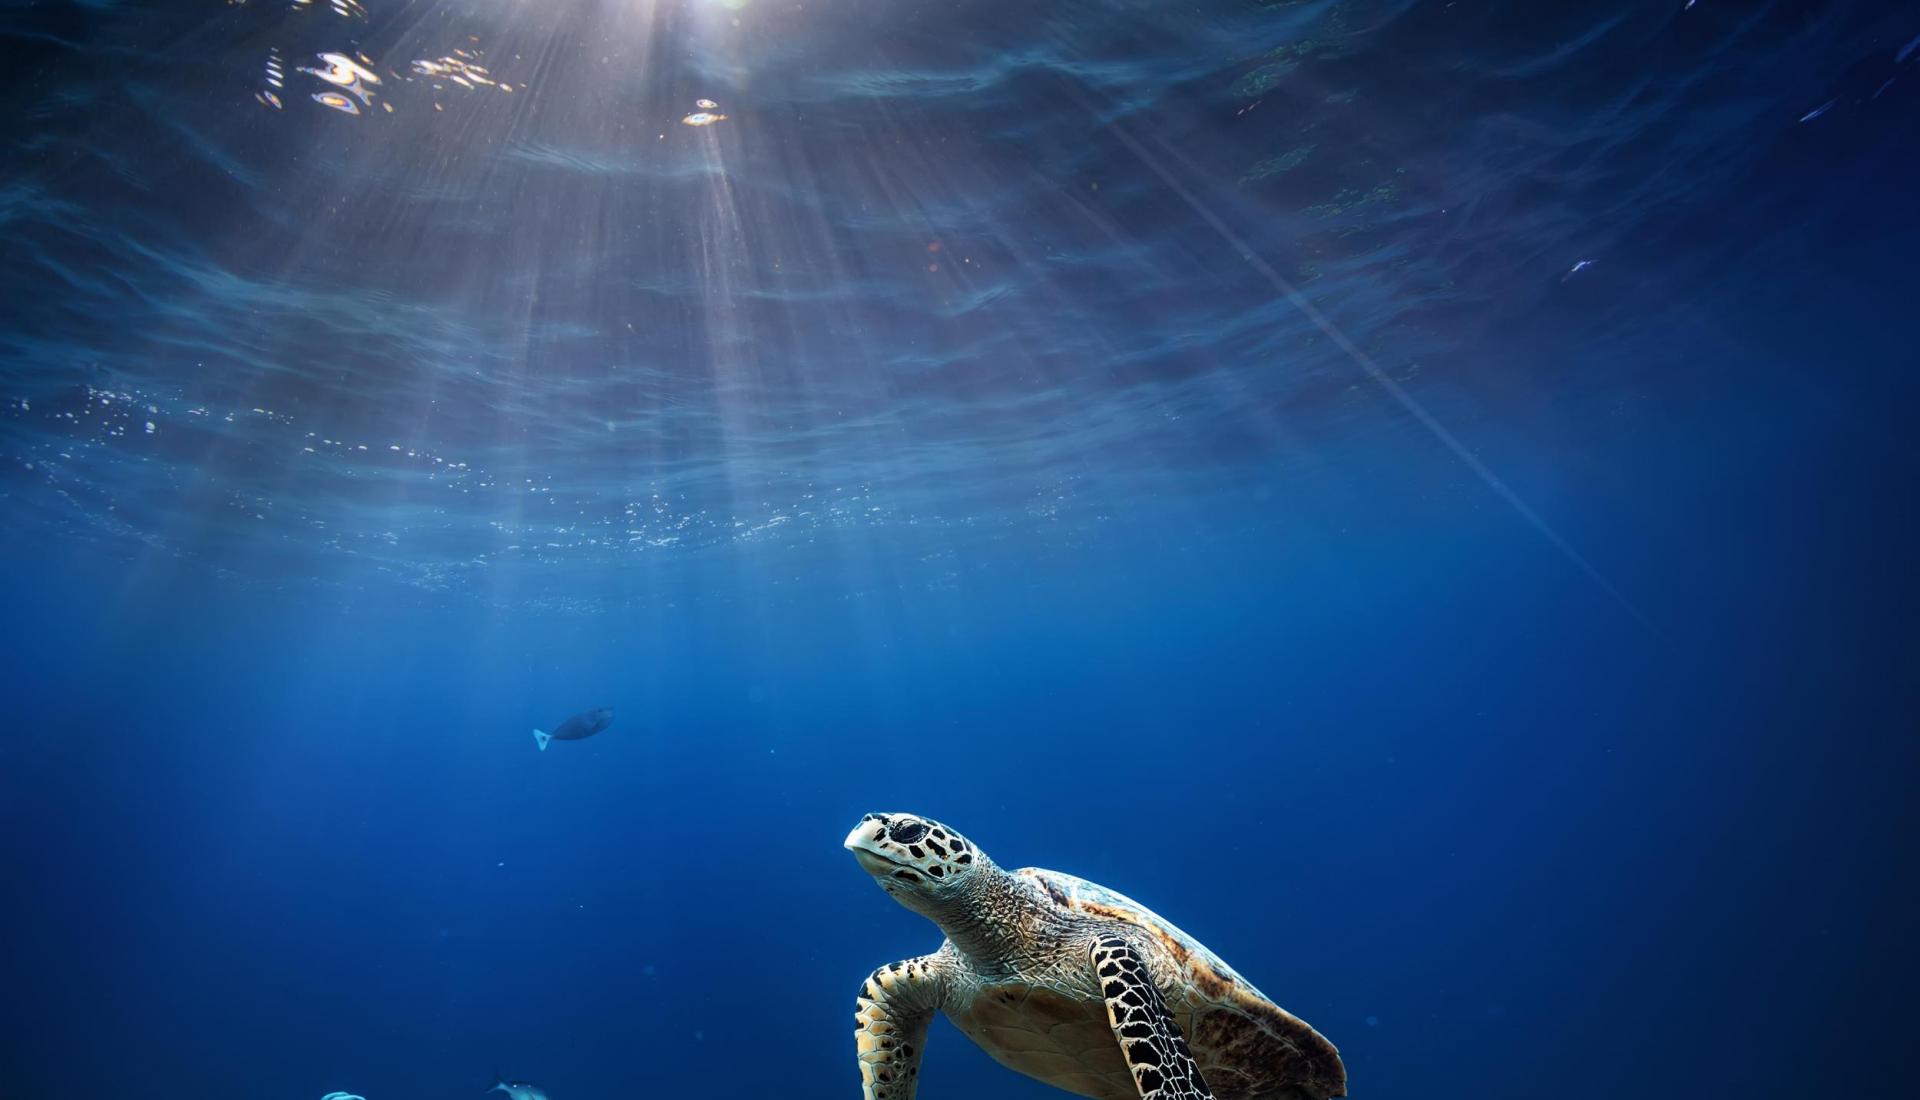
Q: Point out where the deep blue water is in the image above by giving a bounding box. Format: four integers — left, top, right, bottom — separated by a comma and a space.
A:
2, 1, 1917, 1097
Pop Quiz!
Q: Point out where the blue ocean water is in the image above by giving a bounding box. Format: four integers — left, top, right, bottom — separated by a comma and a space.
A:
2, 0, 1917, 1096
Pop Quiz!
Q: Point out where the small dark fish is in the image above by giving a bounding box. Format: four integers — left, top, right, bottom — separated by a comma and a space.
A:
533, 706, 612, 752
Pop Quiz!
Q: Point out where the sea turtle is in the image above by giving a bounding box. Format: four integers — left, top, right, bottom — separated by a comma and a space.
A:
845, 813, 1346, 1100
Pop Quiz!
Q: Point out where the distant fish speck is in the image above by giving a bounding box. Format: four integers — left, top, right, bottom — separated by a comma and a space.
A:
1799, 98, 1837, 123
1562, 259, 1594, 282
1898, 33, 1919, 65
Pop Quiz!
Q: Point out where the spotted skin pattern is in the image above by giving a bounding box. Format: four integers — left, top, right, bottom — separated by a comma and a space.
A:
847, 814, 1344, 1100
855, 955, 949, 1100
1092, 936, 1215, 1100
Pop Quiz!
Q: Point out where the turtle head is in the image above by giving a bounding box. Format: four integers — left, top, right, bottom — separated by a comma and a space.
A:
845, 813, 982, 912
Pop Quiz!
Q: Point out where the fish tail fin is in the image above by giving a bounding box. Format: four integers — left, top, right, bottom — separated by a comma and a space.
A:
533, 728, 551, 751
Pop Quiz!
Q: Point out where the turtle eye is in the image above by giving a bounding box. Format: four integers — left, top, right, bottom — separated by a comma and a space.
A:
889, 821, 928, 844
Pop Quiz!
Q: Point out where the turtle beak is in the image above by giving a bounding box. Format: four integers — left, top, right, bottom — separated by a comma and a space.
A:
845, 815, 896, 873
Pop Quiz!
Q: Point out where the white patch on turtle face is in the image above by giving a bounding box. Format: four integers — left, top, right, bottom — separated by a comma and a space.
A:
845, 813, 980, 907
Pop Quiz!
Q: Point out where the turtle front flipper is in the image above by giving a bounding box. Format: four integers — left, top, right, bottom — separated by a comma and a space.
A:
1091, 936, 1217, 1100
855, 954, 950, 1100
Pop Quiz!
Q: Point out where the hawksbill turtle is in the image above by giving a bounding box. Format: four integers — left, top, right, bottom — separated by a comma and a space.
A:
845, 813, 1346, 1100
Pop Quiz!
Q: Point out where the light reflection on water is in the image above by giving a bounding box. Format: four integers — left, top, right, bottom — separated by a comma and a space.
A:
298, 52, 382, 107
251, 0, 521, 120
3, 0, 1910, 600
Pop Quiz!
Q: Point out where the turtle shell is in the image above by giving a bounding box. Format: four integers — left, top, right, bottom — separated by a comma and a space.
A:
952, 868, 1346, 1100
